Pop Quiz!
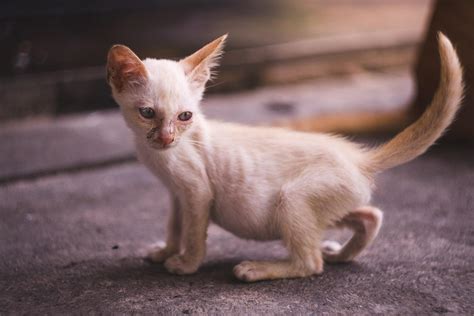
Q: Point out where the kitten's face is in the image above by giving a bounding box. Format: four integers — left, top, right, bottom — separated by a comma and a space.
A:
110, 58, 200, 150
107, 35, 226, 150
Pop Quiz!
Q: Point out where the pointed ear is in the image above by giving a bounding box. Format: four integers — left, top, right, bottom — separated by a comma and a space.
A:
106, 45, 147, 92
179, 34, 227, 93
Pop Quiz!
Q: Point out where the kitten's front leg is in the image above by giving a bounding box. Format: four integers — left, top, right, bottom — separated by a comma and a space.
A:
147, 197, 182, 263
164, 194, 210, 275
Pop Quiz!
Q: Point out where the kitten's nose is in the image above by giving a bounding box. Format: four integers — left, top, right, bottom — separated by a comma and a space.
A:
159, 134, 174, 146
156, 127, 175, 146
153, 122, 175, 147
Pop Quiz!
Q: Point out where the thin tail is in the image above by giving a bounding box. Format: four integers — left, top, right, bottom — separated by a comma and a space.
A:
368, 32, 463, 172
323, 207, 383, 263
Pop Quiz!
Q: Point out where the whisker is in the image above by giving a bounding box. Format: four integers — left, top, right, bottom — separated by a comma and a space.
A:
181, 139, 208, 149
206, 80, 227, 89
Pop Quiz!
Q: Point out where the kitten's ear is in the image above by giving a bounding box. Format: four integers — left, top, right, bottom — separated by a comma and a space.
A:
180, 34, 227, 95
106, 45, 147, 92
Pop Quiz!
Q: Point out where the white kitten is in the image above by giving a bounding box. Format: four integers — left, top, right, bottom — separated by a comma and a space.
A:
106, 33, 463, 282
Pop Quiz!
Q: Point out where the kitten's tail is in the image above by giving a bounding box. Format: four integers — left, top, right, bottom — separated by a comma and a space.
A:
367, 33, 463, 173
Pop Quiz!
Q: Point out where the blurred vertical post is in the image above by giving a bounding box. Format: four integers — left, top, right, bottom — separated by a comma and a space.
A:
413, 0, 474, 140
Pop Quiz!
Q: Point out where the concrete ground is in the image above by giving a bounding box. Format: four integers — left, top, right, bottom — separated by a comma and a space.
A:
1, 71, 473, 314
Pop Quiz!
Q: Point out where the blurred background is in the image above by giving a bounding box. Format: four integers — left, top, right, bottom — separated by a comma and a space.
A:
0, 0, 431, 120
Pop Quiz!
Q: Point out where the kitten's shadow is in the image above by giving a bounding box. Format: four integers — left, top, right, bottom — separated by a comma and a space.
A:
87, 255, 364, 288
88, 256, 243, 286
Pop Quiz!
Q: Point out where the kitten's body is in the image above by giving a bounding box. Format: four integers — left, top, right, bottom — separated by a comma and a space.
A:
107, 33, 463, 281
137, 121, 371, 241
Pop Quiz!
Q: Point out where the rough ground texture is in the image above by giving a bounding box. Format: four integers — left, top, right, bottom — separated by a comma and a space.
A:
1, 73, 473, 314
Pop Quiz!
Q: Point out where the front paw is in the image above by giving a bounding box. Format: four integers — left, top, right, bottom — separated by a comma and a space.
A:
146, 245, 177, 263
164, 254, 200, 275
233, 261, 262, 282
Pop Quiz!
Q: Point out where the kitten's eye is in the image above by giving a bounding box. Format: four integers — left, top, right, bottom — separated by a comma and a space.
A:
178, 111, 193, 121
139, 107, 155, 119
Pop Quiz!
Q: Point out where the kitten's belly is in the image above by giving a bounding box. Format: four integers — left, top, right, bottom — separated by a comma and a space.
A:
210, 188, 281, 241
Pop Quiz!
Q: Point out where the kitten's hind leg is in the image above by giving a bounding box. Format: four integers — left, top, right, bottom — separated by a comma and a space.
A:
234, 178, 324, 282
147, 197, 182, 263
323, 206, 382, 263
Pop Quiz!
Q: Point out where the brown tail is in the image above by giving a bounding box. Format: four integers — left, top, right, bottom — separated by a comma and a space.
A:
368, 32, 463, 172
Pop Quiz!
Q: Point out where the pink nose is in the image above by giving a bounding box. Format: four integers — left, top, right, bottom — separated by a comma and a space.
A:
158, 134, 174, 146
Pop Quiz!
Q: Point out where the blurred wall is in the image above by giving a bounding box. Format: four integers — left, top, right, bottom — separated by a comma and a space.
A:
413, 0, 474, 139
0, 0, 430, 122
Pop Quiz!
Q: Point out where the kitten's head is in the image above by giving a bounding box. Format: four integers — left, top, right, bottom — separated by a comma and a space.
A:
106, 35, 227, 149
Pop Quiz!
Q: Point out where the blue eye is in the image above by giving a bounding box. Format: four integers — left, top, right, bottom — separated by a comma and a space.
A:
178, 111, 192, 121
139, 107, 155, 119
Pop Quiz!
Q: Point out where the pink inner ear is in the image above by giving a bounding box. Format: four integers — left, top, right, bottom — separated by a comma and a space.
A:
180, 34, 227, 77
120, 61, 145, 79
107, 45, 147, 92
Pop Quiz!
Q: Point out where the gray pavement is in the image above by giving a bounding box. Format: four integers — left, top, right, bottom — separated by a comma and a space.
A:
1, 145, 472, 314
0, 72, 473, 314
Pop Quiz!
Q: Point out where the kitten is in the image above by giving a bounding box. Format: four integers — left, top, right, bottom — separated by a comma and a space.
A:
106, 33, 463, 282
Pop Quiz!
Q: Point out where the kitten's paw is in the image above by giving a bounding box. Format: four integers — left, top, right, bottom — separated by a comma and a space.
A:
146, 246, 177, 263
164, 255, 199, 275
322, 240, 342, 254
233, 261, 266, 282
322, 240, 348, 263
234, 260, 319, 281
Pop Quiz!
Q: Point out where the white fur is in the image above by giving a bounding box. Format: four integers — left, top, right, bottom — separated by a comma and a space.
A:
107, 33, 463, 281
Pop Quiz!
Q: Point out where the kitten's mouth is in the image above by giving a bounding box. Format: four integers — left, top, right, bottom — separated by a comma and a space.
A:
148, 140, 177, 150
